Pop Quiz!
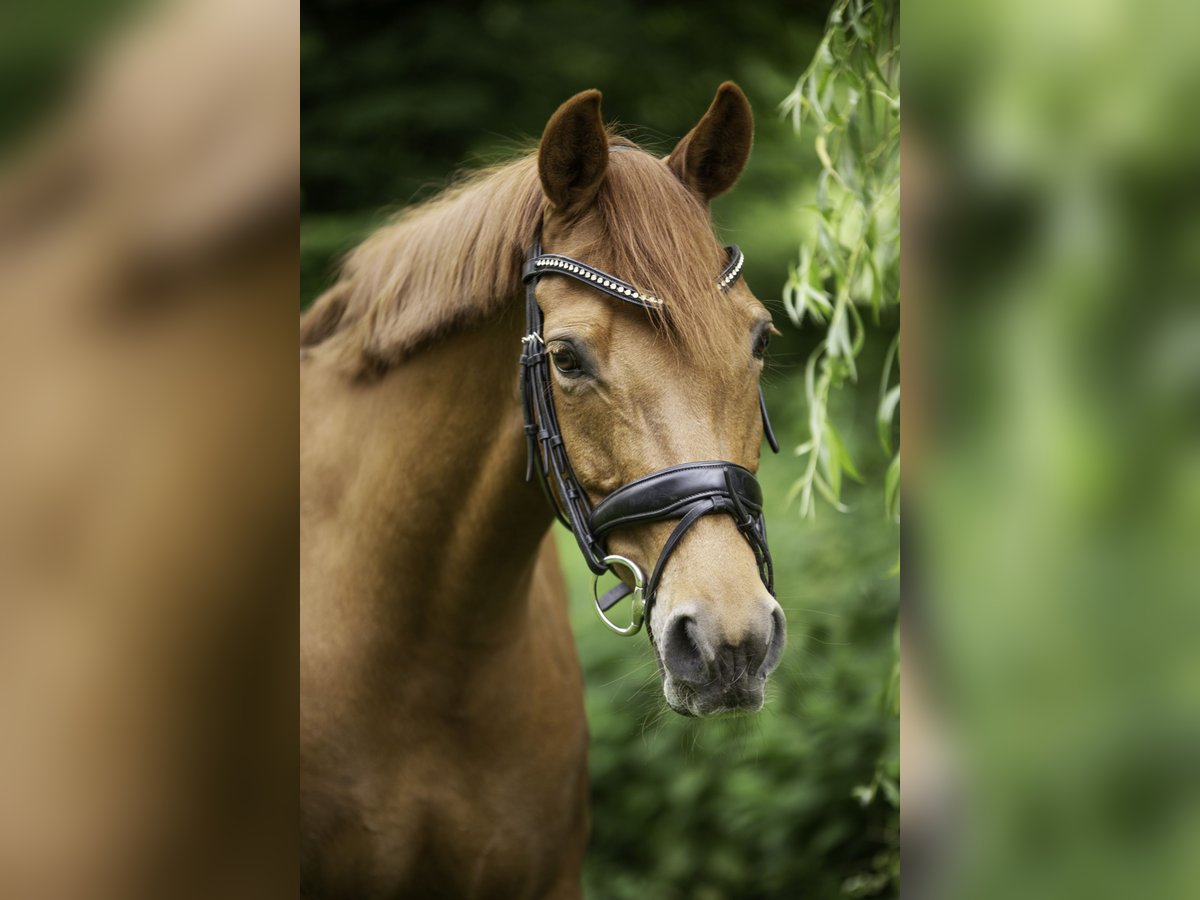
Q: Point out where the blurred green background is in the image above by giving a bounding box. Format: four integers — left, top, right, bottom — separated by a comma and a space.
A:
905, 0, 1200, 898
302, 2, 899, 897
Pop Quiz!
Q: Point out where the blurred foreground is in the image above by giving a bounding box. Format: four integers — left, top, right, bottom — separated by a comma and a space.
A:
0, 2, 298, 897
904, 0, 1200, 897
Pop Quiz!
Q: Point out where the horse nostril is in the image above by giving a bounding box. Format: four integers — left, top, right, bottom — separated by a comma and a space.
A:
661, 615, 712, 685
757, 604, 787, 678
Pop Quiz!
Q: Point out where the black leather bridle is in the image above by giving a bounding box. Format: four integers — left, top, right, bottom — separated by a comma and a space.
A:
518, 225, 779, 637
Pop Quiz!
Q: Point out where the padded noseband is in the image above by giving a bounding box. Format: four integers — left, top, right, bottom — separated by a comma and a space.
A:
589, 462, 773, 617
518, 214, 778, 636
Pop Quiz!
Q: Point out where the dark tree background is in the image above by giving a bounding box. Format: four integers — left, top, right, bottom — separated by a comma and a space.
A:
301, 0, 833, 307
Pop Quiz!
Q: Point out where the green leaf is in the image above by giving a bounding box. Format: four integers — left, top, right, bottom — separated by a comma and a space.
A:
805, 72, 827, 129
824, 442, 841, 499
877, 385, 900, 455
852, 783, 876, 807
813, 472, 850, 513
826, 421, 865, 483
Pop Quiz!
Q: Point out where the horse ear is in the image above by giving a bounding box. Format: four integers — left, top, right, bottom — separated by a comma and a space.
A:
538, 89, 609, 215
667, 82, 753, 201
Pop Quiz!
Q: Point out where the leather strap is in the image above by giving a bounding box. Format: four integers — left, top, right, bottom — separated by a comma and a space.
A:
520, 264, 608, 573
597, 581, 633, 613
759, 386, 780, 454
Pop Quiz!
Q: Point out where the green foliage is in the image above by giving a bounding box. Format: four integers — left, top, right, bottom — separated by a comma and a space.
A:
774, 7, 901, 894
780, 0, 900, 520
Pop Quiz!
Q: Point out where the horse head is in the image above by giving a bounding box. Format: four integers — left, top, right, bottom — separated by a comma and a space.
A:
529, 85, 786, 716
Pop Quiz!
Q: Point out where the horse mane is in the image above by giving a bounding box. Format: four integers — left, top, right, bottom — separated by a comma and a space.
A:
301, 134, 741, 374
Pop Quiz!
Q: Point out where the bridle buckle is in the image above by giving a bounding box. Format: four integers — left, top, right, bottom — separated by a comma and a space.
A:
592, 555, 645, 637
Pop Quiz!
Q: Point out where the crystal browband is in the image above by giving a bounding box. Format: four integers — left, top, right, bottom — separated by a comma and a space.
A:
521, 245, 745, 311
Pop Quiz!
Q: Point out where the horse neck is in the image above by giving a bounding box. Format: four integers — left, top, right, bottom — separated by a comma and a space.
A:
301, 303, 554, 647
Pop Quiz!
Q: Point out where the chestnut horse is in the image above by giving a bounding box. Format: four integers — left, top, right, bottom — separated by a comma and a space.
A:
300, 84, 785, 898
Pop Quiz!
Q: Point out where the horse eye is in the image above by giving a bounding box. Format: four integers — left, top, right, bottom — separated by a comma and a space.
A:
753, 330, 770, 359
549, 344, 581, 374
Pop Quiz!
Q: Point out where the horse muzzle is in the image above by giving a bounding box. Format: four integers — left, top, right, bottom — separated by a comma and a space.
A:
656, 596, 786, 716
